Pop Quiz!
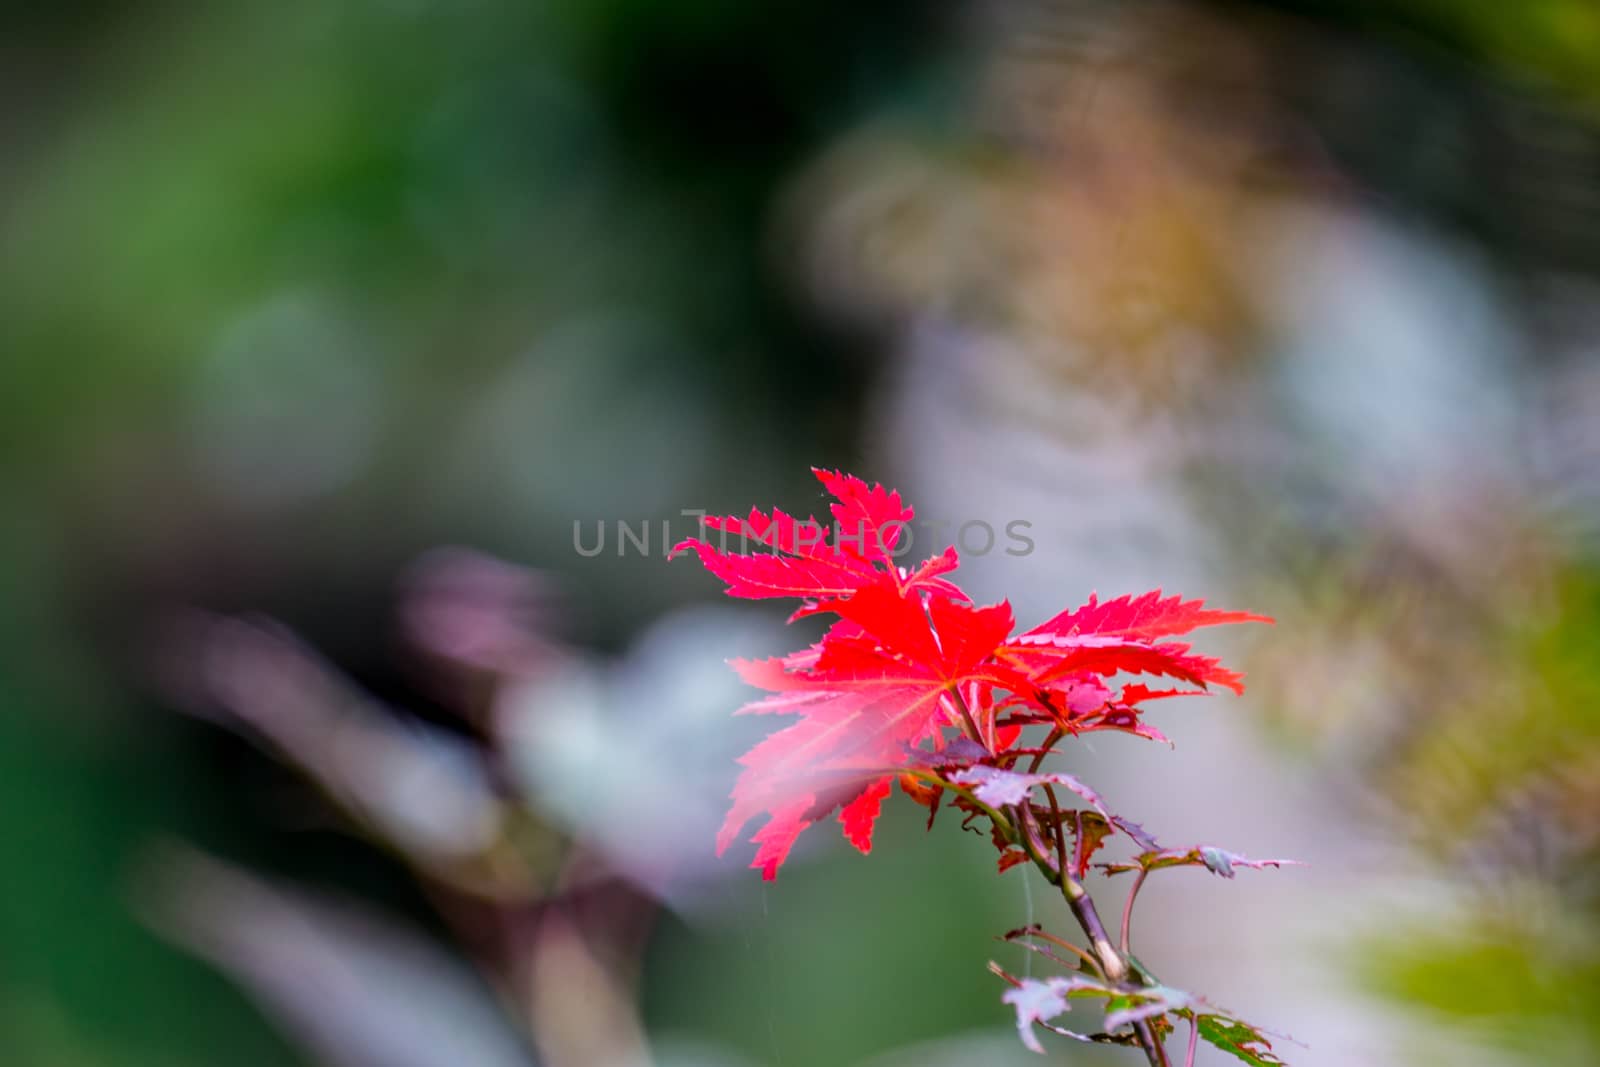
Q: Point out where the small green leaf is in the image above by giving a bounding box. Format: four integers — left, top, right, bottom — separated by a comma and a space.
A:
1196, 1013, 1290, 1065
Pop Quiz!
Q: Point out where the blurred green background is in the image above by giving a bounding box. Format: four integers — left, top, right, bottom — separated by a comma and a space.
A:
3, 1, 1599, 1065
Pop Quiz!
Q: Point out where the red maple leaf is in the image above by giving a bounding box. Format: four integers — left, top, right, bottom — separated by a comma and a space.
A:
1001, 590, 1273, 697
668, 468, 964, 614
1021, 590, 1272, 643
718, 576, 1017, 878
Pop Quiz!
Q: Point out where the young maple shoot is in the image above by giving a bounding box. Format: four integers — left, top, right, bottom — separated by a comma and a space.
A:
672, 469, 1297, 1065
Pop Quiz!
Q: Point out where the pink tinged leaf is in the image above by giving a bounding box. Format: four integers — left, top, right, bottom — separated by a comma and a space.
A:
729, 656, 803, 690
839, 777, 892, 853
746, 798, 814, 881
1003, 981, 1065, 1055
734, 690, 832, 716
714, 580, 1014, 878
1001, 977, 1106, 1054
949, 766, 1109, 817
715, 695, 923, 859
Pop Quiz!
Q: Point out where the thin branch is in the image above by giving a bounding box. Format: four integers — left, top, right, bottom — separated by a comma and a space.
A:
987, 959, 1023, 987
1120, 867, 1151, 955
1026, 727, 1064, 773
1140, 1021, 1171, 1067
1059, 864, 1167, 1067
1041, 782, 1071, 873
1185, 1015, 1200, 1067
1004, 927, 1106, 979
1065, 882, 1125, 982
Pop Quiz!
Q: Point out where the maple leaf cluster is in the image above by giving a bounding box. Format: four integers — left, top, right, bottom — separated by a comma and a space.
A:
671, 468, 1268, 880
674, 470, 1297, 1064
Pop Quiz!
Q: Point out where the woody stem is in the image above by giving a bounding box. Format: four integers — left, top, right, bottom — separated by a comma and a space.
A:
1014, 803, 1166, 1067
